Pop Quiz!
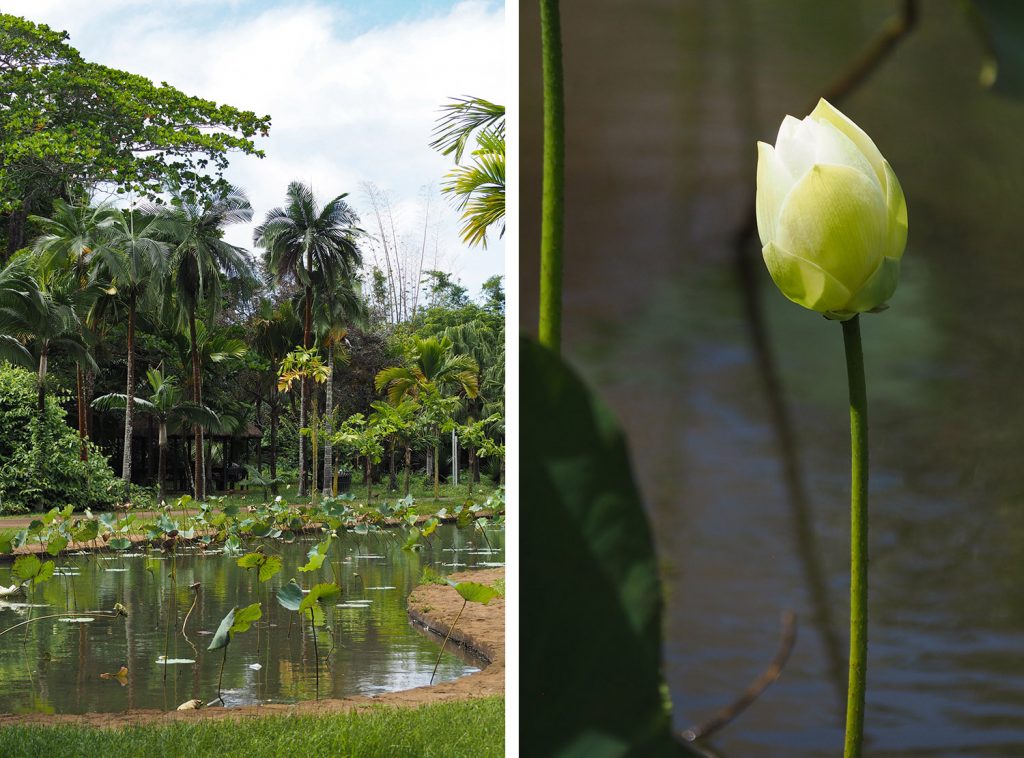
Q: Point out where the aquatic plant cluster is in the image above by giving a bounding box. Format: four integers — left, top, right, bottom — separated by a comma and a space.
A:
0, 490, 504, 708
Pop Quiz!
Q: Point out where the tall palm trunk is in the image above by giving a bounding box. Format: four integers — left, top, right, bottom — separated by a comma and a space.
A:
189, 311, 205, 501
76, 367, 88, 461
322, 342, 334, 498
388, 442, 397, 491
157, 421, 168, 504
433, 438, 440, 499
298, 280, 312, 497
404, 444, 411, 496
35, 353, 49, 489
121, 294, 136, 496
365, 455, 372, 504
270, 388, 279, 495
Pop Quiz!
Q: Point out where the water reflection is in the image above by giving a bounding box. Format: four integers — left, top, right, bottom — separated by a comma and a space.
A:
0, 524, 502, 714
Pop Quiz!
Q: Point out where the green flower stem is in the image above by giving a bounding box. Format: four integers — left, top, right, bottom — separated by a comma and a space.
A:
538, 0, 564, 353
841, 314, 869, 758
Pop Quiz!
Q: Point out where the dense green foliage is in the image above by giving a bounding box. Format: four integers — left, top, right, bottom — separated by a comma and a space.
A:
0, 363, 123, 513
0, 697, 505, 758
0, 13, 270, 252
0, 15, 504, 514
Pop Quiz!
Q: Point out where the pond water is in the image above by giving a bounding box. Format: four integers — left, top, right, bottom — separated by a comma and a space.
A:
521, 1, 1024, 755
0, 524, 503, 714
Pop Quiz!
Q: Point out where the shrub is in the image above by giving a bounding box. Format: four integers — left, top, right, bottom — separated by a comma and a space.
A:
0, 364, 123, 514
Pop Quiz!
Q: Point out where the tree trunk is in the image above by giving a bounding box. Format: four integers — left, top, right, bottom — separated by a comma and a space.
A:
76, 367, 88, 461
255, 396, 263, 473
189, 311, 205, 501
205, 438, 214, 494
322, 342, 334, 498
365, 455, 372, 504
433, 442, 440, 499
5, 206, 27, 259
388, 442, 397, 492
34, 355, 48, 499
467, 446, 475, 496
403, 444, 411, 496
222, 438, 229, 493
121, 295, 136, 497
270, 395, 279, 495
158, 422, 168, 505
298, 281, 312, 497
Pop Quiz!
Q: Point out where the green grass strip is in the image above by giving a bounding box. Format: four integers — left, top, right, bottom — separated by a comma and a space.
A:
0, 697, 504, 758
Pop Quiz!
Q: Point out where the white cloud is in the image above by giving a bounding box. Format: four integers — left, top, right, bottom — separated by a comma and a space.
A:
5, 0, 505, 297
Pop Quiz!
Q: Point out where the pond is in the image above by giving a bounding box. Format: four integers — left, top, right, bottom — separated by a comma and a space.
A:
521, 1, 1024, 755
0, 523, 504, 714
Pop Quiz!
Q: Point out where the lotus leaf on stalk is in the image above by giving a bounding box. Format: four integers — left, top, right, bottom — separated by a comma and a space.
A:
298, 536, 333, 573
237, 551, 283, 583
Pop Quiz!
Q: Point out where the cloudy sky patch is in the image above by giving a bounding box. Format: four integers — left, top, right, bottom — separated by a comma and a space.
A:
5, 0, 505, 295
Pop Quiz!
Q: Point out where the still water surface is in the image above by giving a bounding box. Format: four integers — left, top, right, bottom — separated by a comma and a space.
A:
0, 524, 503, 714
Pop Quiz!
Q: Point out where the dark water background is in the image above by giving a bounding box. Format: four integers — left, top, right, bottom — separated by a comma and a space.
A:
0, 524, 503, 714
521, 2, 1024, 755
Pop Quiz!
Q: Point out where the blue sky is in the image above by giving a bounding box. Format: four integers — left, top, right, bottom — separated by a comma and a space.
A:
4, 0, 505, 298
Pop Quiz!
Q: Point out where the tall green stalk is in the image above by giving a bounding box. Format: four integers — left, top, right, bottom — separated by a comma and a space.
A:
538, 0, 564, 352
841, 315, 868, 758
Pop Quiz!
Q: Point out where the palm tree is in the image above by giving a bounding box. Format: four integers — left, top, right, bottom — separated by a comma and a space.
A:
375, 336, 479, 498
314, 276, 367, 497
252, 300, 299, 475
251, 299, 301, 490
0, 254, 100, 486
166, 318, 248, 495
369, 398, 419, 495
0, 257, 38, 369
151, 186, 254, 500
431, 97, 505, 248
254, 182, 362, 496
29, 199, 120, 459
93, 368, 218, 504
90, 209, 168, 494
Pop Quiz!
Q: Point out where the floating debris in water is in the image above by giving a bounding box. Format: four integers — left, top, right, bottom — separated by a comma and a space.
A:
353, 554, 384, 559
104, 568, 129, 572
58, 617, 94, 623
156, 657, 196, 664
0, 602, 49, 609
478, 562, 505, 567
442, 563, 466, 568
336, 602, 372, 608
365, 586, 396, 590
248, 663, 262, 670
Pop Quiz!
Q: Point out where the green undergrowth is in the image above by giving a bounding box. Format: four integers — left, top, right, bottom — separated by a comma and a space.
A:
0, 697, 504, 758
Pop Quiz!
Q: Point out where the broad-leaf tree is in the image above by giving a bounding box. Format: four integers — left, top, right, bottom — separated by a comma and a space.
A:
0, 14, 270, 255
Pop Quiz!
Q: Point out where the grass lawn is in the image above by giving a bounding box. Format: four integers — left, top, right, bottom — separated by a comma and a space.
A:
0, 697, 504, 758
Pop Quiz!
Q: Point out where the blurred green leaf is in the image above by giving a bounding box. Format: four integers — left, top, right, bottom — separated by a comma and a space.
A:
520, 337, 688, 756
276, 579, 303, 611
